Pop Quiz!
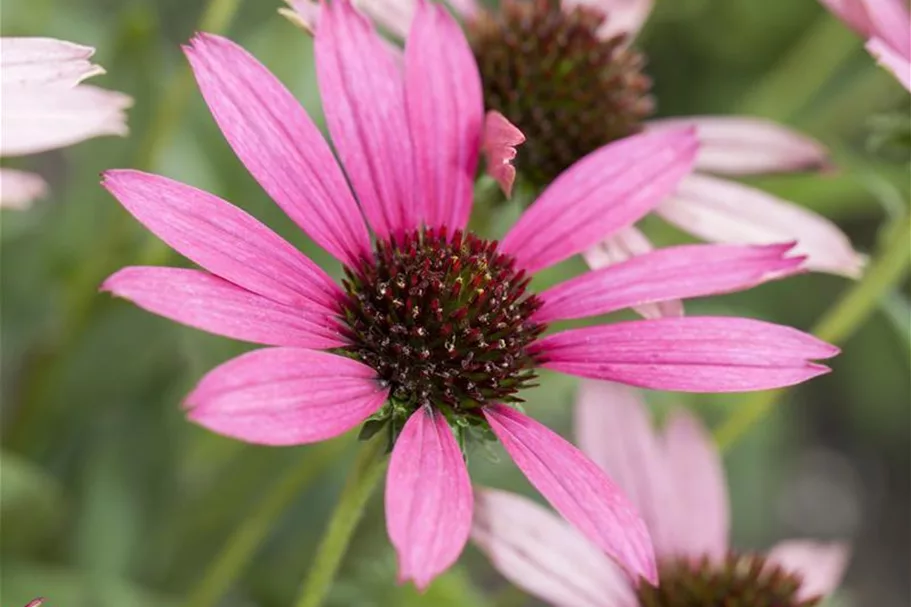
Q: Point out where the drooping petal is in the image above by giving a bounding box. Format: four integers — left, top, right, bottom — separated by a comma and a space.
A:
0, 84, 131, 156
184, 33, 371, 267
574, 381, 675, 560
0, 168, 46, 209
405, 0, 484, 232
186, 348, 388, 445
500, 129, 698, 274
535, 242, 804, 323
102, 170, 343, 313
386, 407, 472, 589
316, 0, 416, 238
766, 540, 850, 601
647, 116, 831, 175
102, 267, 346, 349
584, 227, 683, 319
563, 0, 655, 41
0, 37, 104, 87
867, 37, 911, 90
861, 0, 911, 59
660, 410, 729, 562
819, 0, 910, 59
657, 174, 865, 278
533, 317, 839, 392
482, 111, 525, 198
472, 488, 637, 607
484, 404, 658, 585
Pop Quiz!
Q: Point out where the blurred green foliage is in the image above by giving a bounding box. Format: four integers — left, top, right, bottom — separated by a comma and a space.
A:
1, 1, 909, 606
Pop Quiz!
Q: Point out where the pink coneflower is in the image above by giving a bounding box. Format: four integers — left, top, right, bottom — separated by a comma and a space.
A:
819, 0, 911, 90
103, 0, 836, 589
473, 380, 850, 606
286, 0, 865, 279
0, 37, 132, 209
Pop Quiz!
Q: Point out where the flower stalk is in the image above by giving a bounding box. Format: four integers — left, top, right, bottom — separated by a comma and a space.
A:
293, 437, 388, 607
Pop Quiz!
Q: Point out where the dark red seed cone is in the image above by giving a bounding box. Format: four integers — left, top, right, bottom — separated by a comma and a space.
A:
468, 0, 655, 189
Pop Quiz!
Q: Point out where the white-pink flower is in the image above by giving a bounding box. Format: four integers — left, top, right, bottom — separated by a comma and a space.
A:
473, 380, 850, 606
819, 0, 911, 91
286, 0, 865, 281
103, 0, 836, 589
0, 37, 132, 209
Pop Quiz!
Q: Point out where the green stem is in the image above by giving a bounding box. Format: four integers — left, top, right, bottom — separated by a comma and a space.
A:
714, 215, 911, 450
736, 14, 860, 120
293, 438, 388, 607
181, 440, 345, 607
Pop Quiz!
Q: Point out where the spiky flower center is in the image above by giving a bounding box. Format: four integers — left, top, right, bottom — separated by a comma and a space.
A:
468, 0, 654, 189
636, 553, 823, 607
339, 227, 544, 441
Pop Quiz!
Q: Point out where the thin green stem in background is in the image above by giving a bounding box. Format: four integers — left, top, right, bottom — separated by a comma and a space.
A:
714, 215, 911, 451
736, 14, 859, 121
181, 440, 345, 607
293, 437, 388, 607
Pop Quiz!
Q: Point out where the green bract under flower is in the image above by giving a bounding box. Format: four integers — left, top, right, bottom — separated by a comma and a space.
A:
469, 0, 654, 189
637, 553, 823, 607
339, 227, 545, 448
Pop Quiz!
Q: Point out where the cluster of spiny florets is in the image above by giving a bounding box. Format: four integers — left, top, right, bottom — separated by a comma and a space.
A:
339, 227, 545, 438
637, 553, 822, 607
469, 0, 654, 187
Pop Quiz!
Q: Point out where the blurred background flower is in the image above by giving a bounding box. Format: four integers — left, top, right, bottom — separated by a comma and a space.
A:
0, 37, 132, 209
0, 1, 908, 607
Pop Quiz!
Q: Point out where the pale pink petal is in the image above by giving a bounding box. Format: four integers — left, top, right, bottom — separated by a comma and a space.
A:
660, 410, 729, 562
386, 407, 472, 589
867, 37, 911, 90
282, 0, 419, 40
447, 0, 480, 19
484, 404, 658, 585
0, 84, 131, 156
533, 317, 839, 392
405, 0, 483, 232
862, 0, 911, 59
186, 348, 388, 445
766, 540, 850, 601
184, 34, 371, 267
361, 0, 419, 39
0, 37, 104, 87
563, 0, 655, 40
472, 488, 637, 607
281, 0, 320, 34
102, 267, 346, 349
500, 129, 698, 273
574, 381, 675, 560
658, 174, 866, 278
584, 227, 683, 319
482, 111, 525, 198
24, 600, 44, 607
316, 1, 416, 238
102, 170, 343, 313
535, 242, 804, 323
647, 116, 831, 175
0, 168, 46, 209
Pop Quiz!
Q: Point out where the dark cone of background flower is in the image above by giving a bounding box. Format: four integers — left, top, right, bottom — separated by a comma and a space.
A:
469, 0, 655, 189
636, 554, 824, 607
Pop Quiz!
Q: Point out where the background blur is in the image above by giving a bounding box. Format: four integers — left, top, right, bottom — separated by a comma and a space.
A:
1, 0, 909, 606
